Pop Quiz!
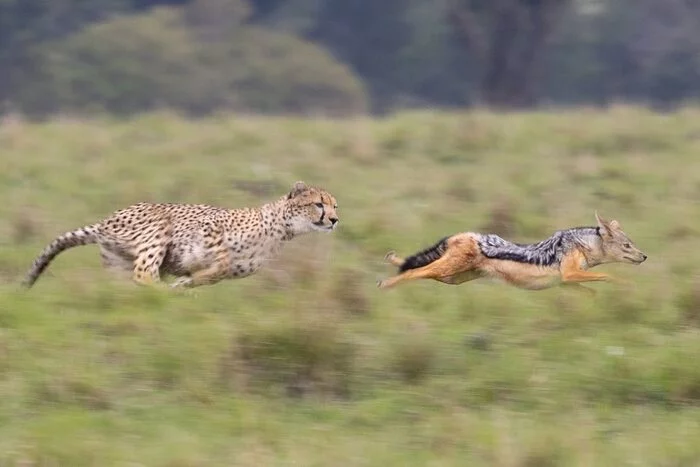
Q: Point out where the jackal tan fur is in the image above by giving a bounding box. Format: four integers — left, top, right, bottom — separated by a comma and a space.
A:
378, 212, 646, 295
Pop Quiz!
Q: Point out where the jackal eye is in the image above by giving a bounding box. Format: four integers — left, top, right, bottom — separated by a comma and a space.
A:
623, 242, 631, 248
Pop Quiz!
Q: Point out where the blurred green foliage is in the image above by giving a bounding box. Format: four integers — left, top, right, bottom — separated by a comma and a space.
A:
1, 108, 700, 464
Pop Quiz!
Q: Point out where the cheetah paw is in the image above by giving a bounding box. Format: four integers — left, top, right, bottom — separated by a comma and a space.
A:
170, 277, 193, 289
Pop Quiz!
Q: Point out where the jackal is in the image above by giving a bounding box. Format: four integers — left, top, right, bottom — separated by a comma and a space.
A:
378, 212, 646, 294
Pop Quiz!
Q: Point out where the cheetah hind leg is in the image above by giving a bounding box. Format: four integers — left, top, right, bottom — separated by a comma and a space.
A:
99, 245, 134, 281
168, 273, 218, 297
170, 276, 193, 288
168, 276, 200, 297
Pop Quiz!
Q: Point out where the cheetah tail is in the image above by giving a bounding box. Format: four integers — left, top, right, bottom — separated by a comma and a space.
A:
22, 224, 99, 288
398, 236, 450, 273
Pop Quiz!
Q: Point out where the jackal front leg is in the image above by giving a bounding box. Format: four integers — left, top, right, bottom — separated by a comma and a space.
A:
560, 252, 629, 286
561, 270, 614, 283
561, 270, 632, 287
561, 282, 597, 297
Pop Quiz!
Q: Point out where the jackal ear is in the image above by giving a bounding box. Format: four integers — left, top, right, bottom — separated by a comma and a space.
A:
609, 219, 621, 230
287, 181, 308, 199
594, 211, 605, 227
595, 211, 613, 236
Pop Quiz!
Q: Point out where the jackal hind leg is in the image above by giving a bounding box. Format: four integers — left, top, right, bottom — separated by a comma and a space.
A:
377, 265, 439, 289
378, 248, 472, 289
378, 235, 481, 290
437, 270, 483, 285
384, 251, 405, 267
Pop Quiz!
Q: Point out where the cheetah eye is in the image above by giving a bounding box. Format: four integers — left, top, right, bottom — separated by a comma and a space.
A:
314, 202, 323, 208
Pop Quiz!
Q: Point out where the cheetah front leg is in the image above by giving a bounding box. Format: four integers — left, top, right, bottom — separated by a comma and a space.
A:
170, 276, 193, 288
169, 267, 226, 289
132, 245, 167, 286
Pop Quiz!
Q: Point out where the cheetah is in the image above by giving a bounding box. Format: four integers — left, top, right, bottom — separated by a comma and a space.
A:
22, 181, 339, 289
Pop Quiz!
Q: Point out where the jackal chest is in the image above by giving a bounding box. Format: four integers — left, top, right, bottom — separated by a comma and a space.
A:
578, 256, 590, 270
488, 260, 562, 290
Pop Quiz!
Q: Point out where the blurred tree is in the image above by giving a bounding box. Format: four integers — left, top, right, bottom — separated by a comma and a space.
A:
307, 0, 412, 112
20, 8, 203, 115
249, 0, 474, 110
625, 0, 700, 105
131, 0, 190, 9
543, 0, 700, 106
184, 0, 368, 114
250, 0, 322, 35
447, 0, 572, 108
199, 26, 368, 115
392, 0, 474, 109
0, 0, 129, 109
17, 1, 367, 116
5, 0, 700, 115
248, 0, 301, 22
183, 0, 252, 40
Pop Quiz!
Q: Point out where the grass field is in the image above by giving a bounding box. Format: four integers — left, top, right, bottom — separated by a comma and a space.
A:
1, 106, 700, 466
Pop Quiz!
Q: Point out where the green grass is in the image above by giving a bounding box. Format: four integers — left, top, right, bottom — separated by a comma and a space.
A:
2, 105, 700, 465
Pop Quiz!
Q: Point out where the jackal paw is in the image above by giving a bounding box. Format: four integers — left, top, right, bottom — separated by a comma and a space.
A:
562, 283, 597, 297
611, 277, 634, 289
384, 251, 405, 267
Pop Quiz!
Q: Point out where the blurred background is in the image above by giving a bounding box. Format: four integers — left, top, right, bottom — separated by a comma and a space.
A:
3, 0, 700, 116
2, 0, 700, 466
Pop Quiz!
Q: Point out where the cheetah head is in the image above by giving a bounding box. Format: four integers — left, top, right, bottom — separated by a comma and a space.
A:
284, 181, 339, 236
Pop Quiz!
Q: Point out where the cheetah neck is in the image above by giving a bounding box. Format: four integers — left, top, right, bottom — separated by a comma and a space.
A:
261, 199, 298, 241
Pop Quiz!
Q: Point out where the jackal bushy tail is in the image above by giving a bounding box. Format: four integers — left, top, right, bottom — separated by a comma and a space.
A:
399, 236, 450, 272
23, 225, 99, 288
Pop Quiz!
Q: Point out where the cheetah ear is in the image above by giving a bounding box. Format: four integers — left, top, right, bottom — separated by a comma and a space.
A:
287, 181, 308, 199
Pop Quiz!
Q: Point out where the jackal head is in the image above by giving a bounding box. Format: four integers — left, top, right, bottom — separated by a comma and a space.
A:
595, 211, 647, 264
